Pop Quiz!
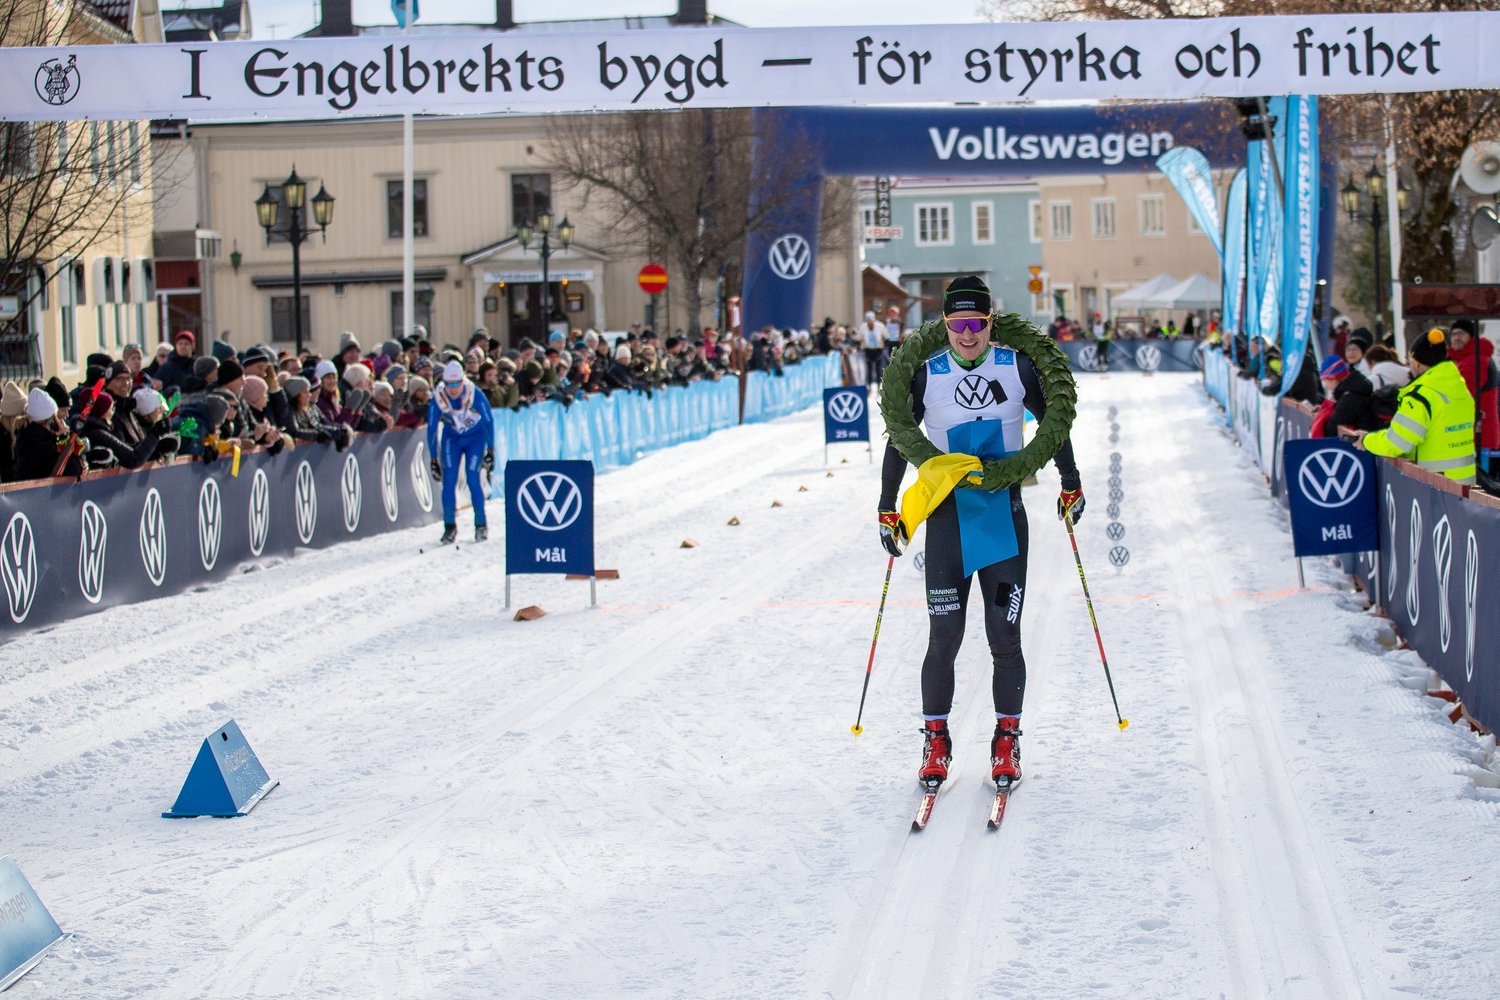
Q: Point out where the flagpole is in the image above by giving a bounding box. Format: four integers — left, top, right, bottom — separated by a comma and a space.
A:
402, 0, 415, 343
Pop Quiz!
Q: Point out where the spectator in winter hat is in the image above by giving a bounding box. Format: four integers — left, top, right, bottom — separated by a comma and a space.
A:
185, 355, 219, 394
12, 387, 81, 480
1343, 326, 1374, 371
385, 365, 408, 392
1312, 354, 1379, 438
1356, 329, 1478, 483
1446, 318, 1500, 458
0, 381, 25, 479
121, 344, 146, 386
396, 375, 432, 428
336, 334, 362, 376
382, 339, 404, 361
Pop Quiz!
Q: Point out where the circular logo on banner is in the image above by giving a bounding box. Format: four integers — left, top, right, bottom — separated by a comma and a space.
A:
248, 469, 270, 557
1106, 521, 1126, 541
78, 501, 108, 605
827, 391, 865, 423
1109, 422, 1121, 433
1433, 516, 1453, 653
955, 375, 995, 410
139, 488, 167, 587
198, 478, 223, 571
341, 454, 362, 533
913, 550, 926, 573
1385, 484, 1398, 603
1108, 546, 1131, 567
1406, 499, 1424, 626
517, 471, 584, 531
1296, 447, 1365, 509
381, 447, 399, 522
411, 443, 434, 513
1108, 476, 1122, 488
35, 55, 80, 106
1135, 344, 1162, 371
2, 513, 38, 624
768, 234, 811, 280
295, 461, 318, 544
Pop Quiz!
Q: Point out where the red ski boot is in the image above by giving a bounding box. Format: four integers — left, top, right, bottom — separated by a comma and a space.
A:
918, 719, 952, 787
990, 717, 1022, 786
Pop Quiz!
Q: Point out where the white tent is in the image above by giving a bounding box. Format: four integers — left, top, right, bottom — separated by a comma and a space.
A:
1146, 272, 1221, 311
1111, 274, 1180, 310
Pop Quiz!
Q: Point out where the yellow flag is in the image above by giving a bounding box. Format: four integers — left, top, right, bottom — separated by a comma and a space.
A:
899, 453, 983, 538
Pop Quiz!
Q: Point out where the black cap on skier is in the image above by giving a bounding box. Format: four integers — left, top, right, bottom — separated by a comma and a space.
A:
943, 275, 991, 317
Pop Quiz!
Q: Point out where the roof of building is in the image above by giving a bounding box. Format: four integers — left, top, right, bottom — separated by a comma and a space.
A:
80, 0, 132, 33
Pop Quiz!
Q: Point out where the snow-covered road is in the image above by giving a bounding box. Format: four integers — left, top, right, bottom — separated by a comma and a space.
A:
3, 372, 1496, 999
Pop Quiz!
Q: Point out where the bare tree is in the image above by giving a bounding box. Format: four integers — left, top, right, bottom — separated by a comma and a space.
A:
1, 0, 158, 375
545, 108, 853, 335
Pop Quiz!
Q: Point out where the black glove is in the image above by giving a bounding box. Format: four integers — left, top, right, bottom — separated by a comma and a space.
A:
1058, 488, 1085, 524
430, 458, 442, 482
481, 449, 495, 473
878, 509, 906, 557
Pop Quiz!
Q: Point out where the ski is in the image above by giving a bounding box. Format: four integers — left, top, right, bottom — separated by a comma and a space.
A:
987, 779, 1017, 830
911, 785, 940, 831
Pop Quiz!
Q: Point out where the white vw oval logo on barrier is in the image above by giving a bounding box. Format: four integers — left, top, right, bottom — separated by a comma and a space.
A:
139, 488, 167, 587
1296, 448, 1364, 509
78, 501, 108, 605
1134, 344, 1162, 371
1464, 531, 1478, 682
2, 512, 38, 623
517, 472, 583, 531
1405, 499, 1423, 626
248, 469, 270, 556
955, 375, 993, 410
198, 478, 223, 571
295, 461, 318, 544
1433, 516, 1453, 652
827, 391, 864, 423
1384, 484, 1397, 602
1273, 417, 1287, 489
1078, 345, 1099, 370
341, 453, 362, 533
410, 443, 434, 513
768, 234, 811, 280
381, 447, 399, 522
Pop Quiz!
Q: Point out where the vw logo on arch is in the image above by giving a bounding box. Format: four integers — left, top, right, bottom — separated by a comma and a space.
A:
1296, 448, 1365, 509
768, 234, 811, 280
517, 472, 584, 531
827, 391, 865, 423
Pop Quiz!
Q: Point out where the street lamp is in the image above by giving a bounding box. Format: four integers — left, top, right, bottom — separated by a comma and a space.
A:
256, 166, 335, 355
1340, 164, 1408, 342
516, 211, 573, 345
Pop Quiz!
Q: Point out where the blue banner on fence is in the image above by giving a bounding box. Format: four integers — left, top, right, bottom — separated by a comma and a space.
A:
823, 386, 870, 443
1278, 94, 1320, 396
504, 460, 594, 576
1283, 438, 1379, 556
0, 856, 66, 992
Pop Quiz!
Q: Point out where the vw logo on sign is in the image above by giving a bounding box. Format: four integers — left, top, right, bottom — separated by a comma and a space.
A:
139, 488, 167, 587
1433, 516, 1453, 652
1106, 522, 1126, 541
1464, 531, 1478, 682
411, 443, 434, 513
1108, 546, 1130, 567
2, 513, 38, 624
78, 501, 108, 605
827, 391, 865, 423
381, 447, 399, 522
248, 469, 270, 556
517, 471, 584, 531
1405, 499, 1423, 626
1134, 344, 1162, 371
295, 461, 318, 544
341, 453, 363, 533
768, 234, 811, 280
1296, 448, 1365, 509
198, 478, 223, 571
35, 54, 80, 106
955, 375, 994, 410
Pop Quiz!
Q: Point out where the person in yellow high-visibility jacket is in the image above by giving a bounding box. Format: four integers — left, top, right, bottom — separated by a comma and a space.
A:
1355, 328, 1477, 485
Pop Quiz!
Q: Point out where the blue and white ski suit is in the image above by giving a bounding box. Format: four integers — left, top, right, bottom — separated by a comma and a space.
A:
427, 379, 495, 526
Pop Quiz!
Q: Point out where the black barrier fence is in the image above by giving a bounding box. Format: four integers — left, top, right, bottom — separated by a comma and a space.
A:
0, 431, 440, 637
1055, 338, 1206, 374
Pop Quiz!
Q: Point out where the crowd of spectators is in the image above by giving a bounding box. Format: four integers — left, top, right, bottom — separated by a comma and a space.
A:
0, 318, 862, 486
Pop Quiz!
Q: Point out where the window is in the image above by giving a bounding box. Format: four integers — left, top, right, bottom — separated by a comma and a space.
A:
511, 173, 551, 228
1049, 201, 1073, 240
915, 203, 953, 246
1091, 199, 1116, 239
89, 121, 101, 180
972, 201, 994, 245
1187, 209, 1204, 235
389, 289, 433, 341
127, 124, 142, 185
1, 122, 37, 176
1028, 199, 1042, 243
1030, 287, 1049, 314
105, 123, 118, 184
386, 178, 429, 238
860, 205, 881, 246
1052, 285, 1073, 318
1139, 194, 1166, 237
271, 295, 311, 342
58, 259, 77, 367
71, 260, 86, 307
56, 122, 71, 174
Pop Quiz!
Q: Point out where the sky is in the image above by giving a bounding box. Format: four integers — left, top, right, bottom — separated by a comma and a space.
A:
242, 0, 995, 40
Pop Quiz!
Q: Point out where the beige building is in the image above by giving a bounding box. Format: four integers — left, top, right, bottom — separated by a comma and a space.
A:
1033, 170, 1231, 325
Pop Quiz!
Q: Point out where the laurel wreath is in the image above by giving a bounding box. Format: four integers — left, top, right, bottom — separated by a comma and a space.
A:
878, 314, 1077, 491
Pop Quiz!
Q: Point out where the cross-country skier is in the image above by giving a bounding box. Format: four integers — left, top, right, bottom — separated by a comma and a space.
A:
428, 359, 495, 544
878, 274, 1083, 790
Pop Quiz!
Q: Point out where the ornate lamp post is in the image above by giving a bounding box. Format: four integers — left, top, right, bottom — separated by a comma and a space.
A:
516, 211, 574, 345
256, 167, 335, 355
1340, 164, 1408, 342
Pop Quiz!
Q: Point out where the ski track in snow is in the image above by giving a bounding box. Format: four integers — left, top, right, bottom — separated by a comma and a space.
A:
3, 373, 1498, 1000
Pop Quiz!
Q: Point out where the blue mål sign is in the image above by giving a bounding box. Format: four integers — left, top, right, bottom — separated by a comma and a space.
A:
1283, 439, 1378, 556
823, 386, 870, 444
505, 460, 594, 576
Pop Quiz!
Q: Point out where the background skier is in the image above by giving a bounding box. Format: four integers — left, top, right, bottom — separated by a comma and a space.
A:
428, 360, 495, 543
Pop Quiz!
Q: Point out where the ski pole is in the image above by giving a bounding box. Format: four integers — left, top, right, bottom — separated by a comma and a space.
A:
851, 554, 895, 735
1063, 511, 1129, 730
